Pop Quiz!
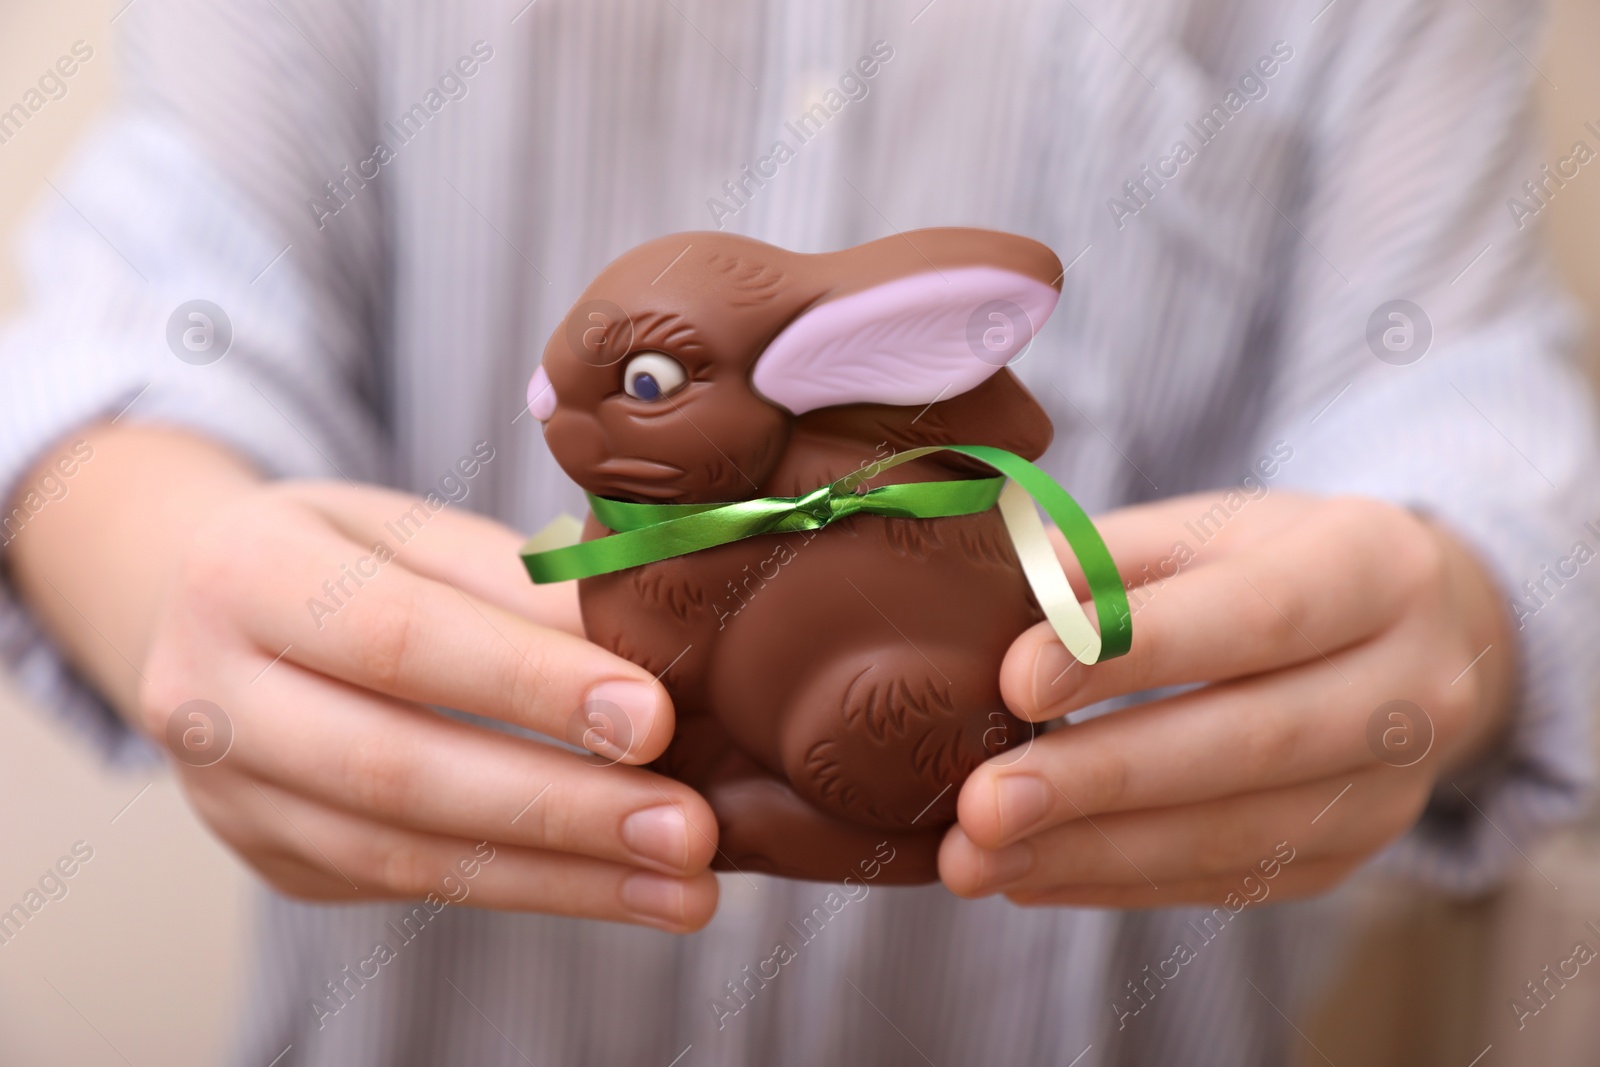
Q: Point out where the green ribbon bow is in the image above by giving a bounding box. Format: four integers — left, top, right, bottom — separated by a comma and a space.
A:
521, 444, 1131, 664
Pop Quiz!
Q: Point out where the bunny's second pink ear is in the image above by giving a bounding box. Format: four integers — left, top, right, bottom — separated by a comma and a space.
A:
750, 266, 1059, 415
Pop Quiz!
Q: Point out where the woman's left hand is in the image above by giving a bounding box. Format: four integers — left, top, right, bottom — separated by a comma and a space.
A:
940, 491, 1515, 907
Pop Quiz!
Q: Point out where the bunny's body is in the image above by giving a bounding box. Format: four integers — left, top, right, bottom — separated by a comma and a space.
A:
532, 229, 1063, 882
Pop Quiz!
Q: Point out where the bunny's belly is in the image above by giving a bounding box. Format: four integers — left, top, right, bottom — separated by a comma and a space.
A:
706, 512, 1040, 812
577, 509, 1042, 883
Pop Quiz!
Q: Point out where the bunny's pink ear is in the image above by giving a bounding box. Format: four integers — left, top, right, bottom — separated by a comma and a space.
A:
527, 365, 557, 421
750, 266, 1059, 415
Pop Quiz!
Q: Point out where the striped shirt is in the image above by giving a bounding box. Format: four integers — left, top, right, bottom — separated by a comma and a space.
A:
1, 0, 1596, 1063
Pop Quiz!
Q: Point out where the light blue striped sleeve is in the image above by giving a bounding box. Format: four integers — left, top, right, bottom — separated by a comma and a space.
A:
0, 112, 386, 761
1253, 0, 1600, 890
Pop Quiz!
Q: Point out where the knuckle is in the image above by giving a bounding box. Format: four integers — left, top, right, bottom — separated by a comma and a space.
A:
1252, 574, 1309, 650
1340, 496, 1445, 597
187, 493, 286, 589
1426, 673, 1470, 728
1189, 817, 1258, 878
1392, 522, 1448, 600
339, 738, 418, 820
376, 840, 442, 897
178, 527, 253, 617
1411, 659, 1472, 752
524, 783, 578, 846
1121, 620, 1166, 693
135, 642, 208, 744
179, 489, 319, 623
1076, 744, 1131, 813
504, 638, 556, 725
1237, 709, 1303, 782
348, 590, 421, 692
1331, 495, 1396, 540
134, 673, 181, 739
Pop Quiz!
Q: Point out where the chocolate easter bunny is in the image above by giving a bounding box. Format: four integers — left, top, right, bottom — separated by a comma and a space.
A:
529, 228, 1063, 883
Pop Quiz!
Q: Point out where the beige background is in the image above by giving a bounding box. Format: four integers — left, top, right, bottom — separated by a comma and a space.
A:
0, 2, 1597, 1064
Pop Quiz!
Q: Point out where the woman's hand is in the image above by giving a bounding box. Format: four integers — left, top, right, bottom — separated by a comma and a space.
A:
9, 425, 719, 930
940, 491, 1515, 907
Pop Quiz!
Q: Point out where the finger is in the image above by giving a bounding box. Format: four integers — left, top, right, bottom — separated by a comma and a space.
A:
1087, 488, 1319, 561
964, 643, 1448, 846
1002, 499, 1436, 720
287, 481, 584, 636
1003, 856, 1357, 910
211, 775, 718, 930
943, 768, 1423, 897
231, 509, 672, 760
206, 661, 719, 875
1033, 491, 1322, 603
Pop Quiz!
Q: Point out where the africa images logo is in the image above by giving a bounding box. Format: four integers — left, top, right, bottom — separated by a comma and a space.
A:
1106, 41, 1294, 230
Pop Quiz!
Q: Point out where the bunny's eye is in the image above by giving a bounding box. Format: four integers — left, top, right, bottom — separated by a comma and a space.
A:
622, 352, 688, 402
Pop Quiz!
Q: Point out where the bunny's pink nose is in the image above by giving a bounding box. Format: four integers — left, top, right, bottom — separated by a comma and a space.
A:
526, 366, 557, 422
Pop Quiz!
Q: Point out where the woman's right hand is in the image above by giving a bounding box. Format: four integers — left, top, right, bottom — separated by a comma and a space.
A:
12, 426, 720, 931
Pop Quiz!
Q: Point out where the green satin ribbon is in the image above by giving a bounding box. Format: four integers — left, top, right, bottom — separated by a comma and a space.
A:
521, 445, 1131, 663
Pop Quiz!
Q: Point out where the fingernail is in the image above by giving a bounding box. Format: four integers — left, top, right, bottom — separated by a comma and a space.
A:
1031, 641, 1081, 714
977, 841, 1034, 891
621, 871, 689, 928
581, 680, 659, 761
621, 804, 690, 871
995, 775, 1051, 841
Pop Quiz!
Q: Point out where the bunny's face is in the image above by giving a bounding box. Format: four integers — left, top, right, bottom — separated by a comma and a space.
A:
533, 234, 809, 503
530, 229, 1066, 504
